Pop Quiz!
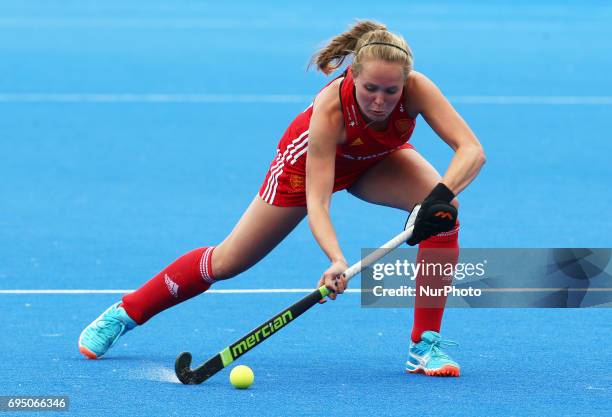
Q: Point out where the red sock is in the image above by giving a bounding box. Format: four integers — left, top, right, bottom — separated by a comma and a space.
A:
411, 223, 459, 343
121, 246, 216, 324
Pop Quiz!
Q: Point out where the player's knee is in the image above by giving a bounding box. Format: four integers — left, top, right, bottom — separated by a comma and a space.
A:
210, 253, 234, 280
210, 248, 245, 280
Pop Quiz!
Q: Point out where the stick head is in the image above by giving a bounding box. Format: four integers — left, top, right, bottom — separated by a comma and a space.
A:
175, 351, 226, 385
175, 352, 196, 384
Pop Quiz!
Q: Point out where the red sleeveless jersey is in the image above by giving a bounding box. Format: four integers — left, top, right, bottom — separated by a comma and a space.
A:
336, 66, 415, 161
259, 66, 416, 206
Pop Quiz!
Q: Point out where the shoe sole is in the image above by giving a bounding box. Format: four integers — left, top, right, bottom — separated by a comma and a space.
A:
78, 344, 99, 360
406, 364, 460, 377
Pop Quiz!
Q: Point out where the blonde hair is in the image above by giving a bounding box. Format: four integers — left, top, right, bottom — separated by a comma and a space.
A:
310, 20, 413, 79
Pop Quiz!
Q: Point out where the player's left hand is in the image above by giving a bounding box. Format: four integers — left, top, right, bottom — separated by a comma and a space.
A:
316, 260, 348, 303
406, 183, 457, 246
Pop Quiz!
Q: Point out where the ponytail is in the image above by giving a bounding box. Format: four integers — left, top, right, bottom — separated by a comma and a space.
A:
310, 20, 387, 75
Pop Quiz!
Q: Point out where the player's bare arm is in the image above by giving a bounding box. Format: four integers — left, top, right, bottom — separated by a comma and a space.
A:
406, 71, 486, 196
306, 80, 349, 298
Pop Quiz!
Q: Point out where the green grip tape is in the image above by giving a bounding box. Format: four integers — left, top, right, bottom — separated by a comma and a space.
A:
318, 285, 331, 298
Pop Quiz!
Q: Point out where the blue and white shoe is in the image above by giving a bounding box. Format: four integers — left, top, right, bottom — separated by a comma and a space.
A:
78, 302, 137, 359
405, 331, 460, 377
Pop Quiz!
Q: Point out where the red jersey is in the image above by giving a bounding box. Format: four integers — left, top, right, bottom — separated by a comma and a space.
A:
259, 66, 416, 207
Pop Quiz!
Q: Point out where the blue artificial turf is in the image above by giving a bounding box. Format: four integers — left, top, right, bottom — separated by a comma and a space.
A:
1, 1, 611, 415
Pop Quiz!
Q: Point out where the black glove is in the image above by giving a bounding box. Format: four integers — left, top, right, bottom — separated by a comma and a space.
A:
406, 183, 457, 246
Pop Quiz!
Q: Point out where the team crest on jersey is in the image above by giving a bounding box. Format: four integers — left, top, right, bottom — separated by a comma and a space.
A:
395, 119, 413, 134
349, 138, 364, 146
289, 174, 305, 193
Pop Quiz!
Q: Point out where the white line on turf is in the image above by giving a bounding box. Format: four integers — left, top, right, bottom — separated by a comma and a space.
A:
0, 288, 610, 294
0, 94, 311, 103
450, 96, 612, 105
0, 18, 607, 32
0, 94, 611, 105
0, 289, 362, 294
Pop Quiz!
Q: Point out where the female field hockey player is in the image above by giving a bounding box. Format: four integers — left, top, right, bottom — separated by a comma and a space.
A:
79, 20, 485, 377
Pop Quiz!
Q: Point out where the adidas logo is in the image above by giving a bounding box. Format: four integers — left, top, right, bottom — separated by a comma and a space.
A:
164, 274, 179, 298
349, 138, 364, 146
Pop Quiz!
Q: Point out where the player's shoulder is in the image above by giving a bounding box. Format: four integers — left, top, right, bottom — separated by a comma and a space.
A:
310, 77, 345, 140
405, 70, 436, 94
313, 77, 343, 118
404, 71, 444, 116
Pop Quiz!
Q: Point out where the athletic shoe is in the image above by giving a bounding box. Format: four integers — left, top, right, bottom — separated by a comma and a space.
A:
78, 302, 137, 359
405, 330, 460, 376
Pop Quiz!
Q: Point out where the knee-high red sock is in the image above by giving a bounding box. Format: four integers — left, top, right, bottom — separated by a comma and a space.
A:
121, 246, 216, 325
411, 223, 459, 343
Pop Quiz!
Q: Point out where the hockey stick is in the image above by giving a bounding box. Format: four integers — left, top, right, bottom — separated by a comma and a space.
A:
175, 208, 418, 384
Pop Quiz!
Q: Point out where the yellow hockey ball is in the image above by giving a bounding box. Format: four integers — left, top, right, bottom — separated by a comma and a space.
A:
229, 365, 254, 389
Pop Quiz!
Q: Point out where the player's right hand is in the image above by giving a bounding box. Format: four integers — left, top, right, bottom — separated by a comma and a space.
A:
406, 183, 458, 246
316, 260, 348, 303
